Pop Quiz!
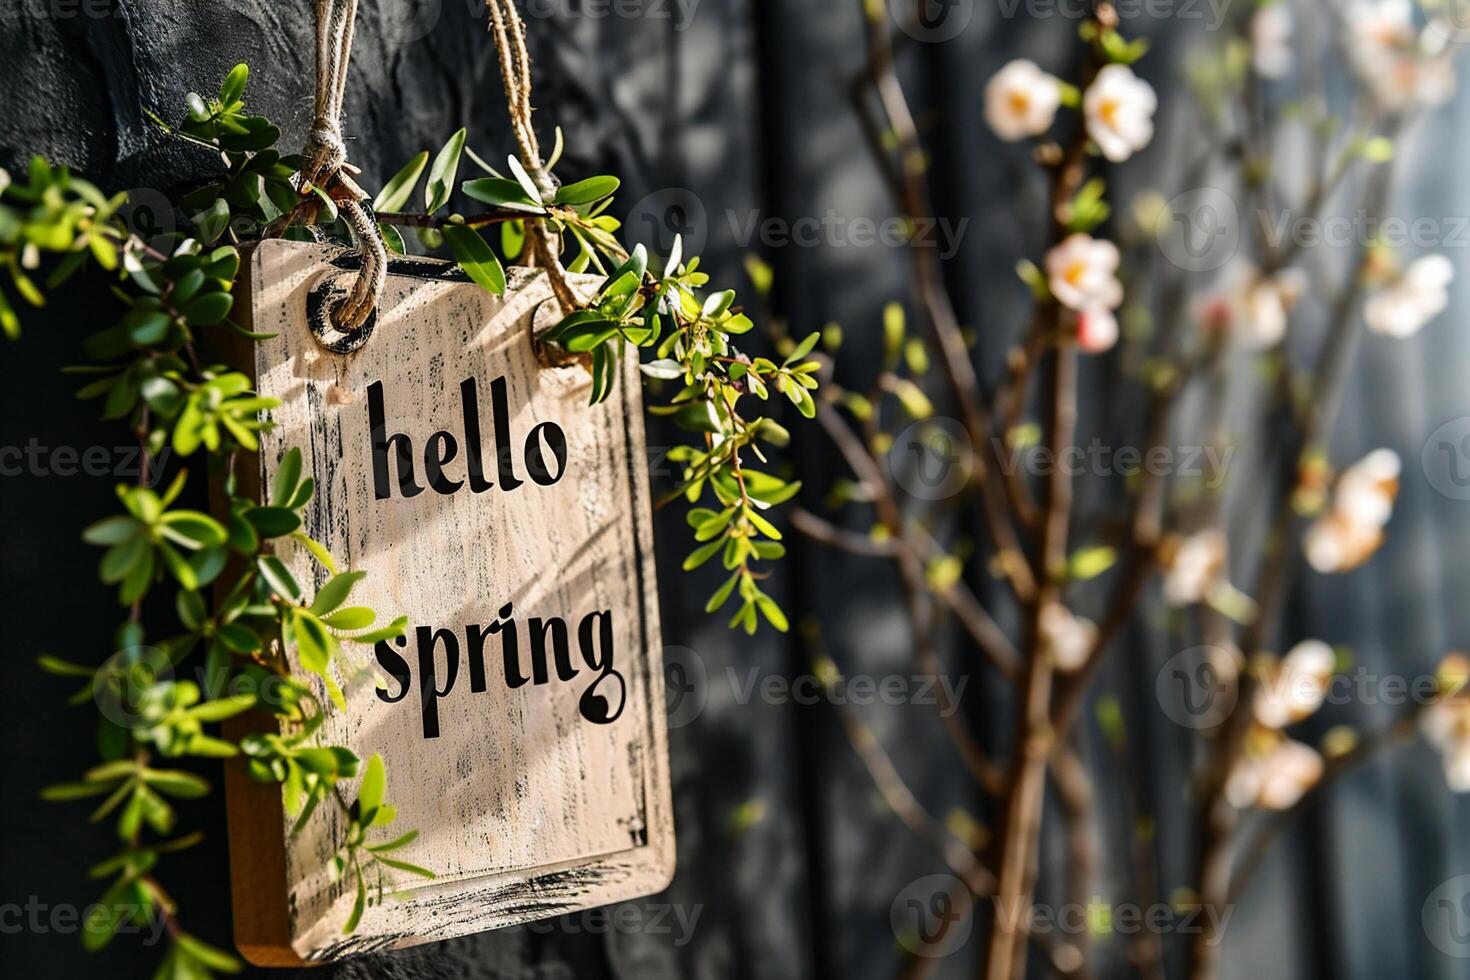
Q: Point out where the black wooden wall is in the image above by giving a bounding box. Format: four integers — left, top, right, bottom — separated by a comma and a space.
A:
3, 2, 1468, 979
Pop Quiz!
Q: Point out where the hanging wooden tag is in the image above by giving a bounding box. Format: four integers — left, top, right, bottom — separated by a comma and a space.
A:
221, 240, 674, 964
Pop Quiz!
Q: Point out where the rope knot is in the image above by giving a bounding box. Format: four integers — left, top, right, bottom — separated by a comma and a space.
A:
298, 0, 387, 343
305, 117, 347, 180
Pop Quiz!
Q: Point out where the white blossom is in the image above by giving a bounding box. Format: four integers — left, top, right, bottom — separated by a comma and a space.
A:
1163, 529, 1227, 607
1046, 234, 1126, 355
1364, 254, 1454, 338
985, 59, 1062, 142
1345, 0, 1457, 110
1083, 64, 1157, 162
1420, 698, 1470, 792
1251, 4, 1294, 80
1304, 449, 1400, 574
1225, 736, 1325, 810
1254, 640, 1337, 729
1041, 602, 1097, 673
1197, 262, 1306, 349
1420, 654, 1470, 792
1077, 307, 1120, 354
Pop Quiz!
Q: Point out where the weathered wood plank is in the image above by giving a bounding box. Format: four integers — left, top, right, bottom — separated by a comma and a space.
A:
223, 241, 674, 963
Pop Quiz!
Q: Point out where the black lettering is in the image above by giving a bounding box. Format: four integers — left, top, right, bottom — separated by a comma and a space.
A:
525, 422, 568, 486
490, 376, 523, 491
494, 603, 527, 689
578, 610, 625, 725
529, 617, 576, 685
416, 626, 460, 738
459, 376, 494, 492
424, 431, 463, 494
368, 380, 424, 499
374, 636, 412, 703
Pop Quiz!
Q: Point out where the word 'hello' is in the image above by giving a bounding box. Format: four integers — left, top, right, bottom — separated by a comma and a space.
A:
368, 376, 568, 499
375, 606, 627, 737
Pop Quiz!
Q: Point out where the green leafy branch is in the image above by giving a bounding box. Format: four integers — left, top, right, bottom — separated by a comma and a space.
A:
6, 65, 425, 980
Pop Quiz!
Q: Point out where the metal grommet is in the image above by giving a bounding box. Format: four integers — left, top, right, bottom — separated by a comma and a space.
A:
307, 271, 377, 355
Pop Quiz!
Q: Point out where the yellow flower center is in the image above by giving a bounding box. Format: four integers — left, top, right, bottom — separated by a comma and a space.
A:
1008, 90, 1031, 115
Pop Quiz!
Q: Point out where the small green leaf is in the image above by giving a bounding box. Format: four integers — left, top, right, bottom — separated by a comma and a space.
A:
246, 506, 302, 538
441, 225, 506, 295
272, 447, 303, 506
461, 177, 545, 213
310, 570, 366, 616
1067, 545, 1118, 582
373, 151, 430, 213
257, 556, 301, 600
218, 63, 249, 106
358, 753, 386, 816
554, 175, 620, 206
425, 128, 467, 214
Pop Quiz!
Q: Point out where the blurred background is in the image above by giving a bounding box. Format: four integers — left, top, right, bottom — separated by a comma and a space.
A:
3, 1, 1470, 978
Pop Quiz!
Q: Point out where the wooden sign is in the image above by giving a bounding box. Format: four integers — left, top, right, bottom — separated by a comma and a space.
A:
222, 240, 674, 964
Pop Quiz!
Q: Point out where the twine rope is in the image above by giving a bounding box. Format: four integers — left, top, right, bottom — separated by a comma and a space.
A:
301, 0, 386, 334
484, 0, 579, 316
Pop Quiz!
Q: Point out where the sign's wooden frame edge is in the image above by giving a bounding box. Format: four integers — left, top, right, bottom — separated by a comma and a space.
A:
211, 243, 675, 966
